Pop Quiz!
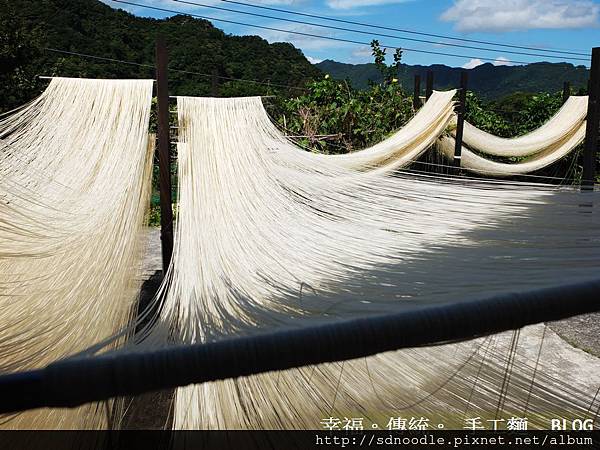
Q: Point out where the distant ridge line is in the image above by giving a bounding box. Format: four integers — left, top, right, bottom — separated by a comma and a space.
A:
316, 60, 591, 100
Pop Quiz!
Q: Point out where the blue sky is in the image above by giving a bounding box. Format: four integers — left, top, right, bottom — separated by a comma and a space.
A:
103, 0, 600, 68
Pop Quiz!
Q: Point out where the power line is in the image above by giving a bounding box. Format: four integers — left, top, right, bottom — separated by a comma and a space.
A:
44, 48, 307, 91
214, 0, 591, 58
170, 67, 306, 90
112, 0, 542, 66
46, 47, 155, 69
168, 0, 589, 63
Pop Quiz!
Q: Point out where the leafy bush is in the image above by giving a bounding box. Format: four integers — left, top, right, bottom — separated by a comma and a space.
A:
465, 91, 564, 138
271, 77, 413, 154
464, 90, 585, 182
270, 41, 413, 154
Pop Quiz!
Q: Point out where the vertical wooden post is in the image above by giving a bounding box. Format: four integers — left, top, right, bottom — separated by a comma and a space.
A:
413, 74, 421, 109
211, 68, 219, 97
156, 36, 174, 273
453, 71, 468, 172
562, 81, 570, 104
582, 47, 600, 190
426, 70, 434, 100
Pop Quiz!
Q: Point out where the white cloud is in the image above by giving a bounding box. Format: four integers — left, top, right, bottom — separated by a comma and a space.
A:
326, 0, 412, 10
252, 0, 309, 4
306, 56, 323, 64
441, 0, 600, 32
256, 23, 346, 50
462, 58, 484, 69
463, 56, 518, 69
351, 46, 373, 61
494, 56, 513, 66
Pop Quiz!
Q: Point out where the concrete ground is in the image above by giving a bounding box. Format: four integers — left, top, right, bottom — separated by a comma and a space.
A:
128, 228, 600, 429
122, 229, 172, 430
550, 314, 600, 358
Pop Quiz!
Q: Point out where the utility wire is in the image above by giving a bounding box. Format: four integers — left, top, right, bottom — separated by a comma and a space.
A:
111, 0, 581, 66
46, 48, 155, 69
214, 0, 591, 58
44, 48, 306, 91
168, 0, 590, 62
168, 67, 306, 90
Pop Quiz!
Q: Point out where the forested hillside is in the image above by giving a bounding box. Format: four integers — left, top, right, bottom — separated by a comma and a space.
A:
2, 0, 592, 112
1, 0, 320, 111
317, 60, 590, 100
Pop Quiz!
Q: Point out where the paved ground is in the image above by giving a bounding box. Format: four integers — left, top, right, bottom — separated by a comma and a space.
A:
139, 228, 163, 281
122, 229, 172, 430
128, 228, 600, 429
550, 313, 600, 358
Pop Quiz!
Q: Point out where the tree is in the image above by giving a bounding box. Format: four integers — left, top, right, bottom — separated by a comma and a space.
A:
273, 42, 411, 154
0, 12, 44, 112
370, 40, 402, 85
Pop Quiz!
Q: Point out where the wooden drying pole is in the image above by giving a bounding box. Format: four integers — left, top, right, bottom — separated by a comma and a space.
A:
582, 47, 600, 191
413, 74, 421, 109
562, 81, 571, 104
453, 71, 468, 174
426, 70, 434, 100
155, 36, 174, 273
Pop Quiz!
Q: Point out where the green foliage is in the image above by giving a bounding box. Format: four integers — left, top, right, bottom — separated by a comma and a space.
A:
465, 90, 584, 182
370, 40, 402, 84
465, 91, 563, 137
316, 60, 590, 100
147, 204, 161, 227
2, 0, 594, 189
272, 75, 412, 154
498, 92, 563, 135
147, 193, 178, 227
1, 0, 320, 111
272, 45, 412, 155
0, 7, 46, 112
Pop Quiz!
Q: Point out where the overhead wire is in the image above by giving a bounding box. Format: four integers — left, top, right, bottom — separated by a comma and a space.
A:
166, 0, 590, 62
213, 0, 591, 57
44, 48, 306, 91
48, 2, 594, 90
111, 0, 567, 66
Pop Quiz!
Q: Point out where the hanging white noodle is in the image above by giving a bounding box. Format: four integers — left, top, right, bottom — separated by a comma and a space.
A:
437, 121, 586, 176
125, 95, 600, 430
0, 77, 154, 429
452, 96, 588, 157
256, 90, 455, 171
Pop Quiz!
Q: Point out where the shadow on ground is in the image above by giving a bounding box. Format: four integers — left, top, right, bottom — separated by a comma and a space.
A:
121, 270, 174, 430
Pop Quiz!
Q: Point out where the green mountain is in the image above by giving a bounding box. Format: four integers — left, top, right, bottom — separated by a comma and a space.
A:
1, 0, 320, 110
316, 60, 590, 100
1, 0, 590, 109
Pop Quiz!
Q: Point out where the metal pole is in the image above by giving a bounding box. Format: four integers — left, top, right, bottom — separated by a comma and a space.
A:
453, 71, 468, 173
155, 37, 174, 273
1, 278, 599, 413
413, 74, 421, 109
426, 70, 434, 100
562, 81, 570, 104
582, 47, 600, 190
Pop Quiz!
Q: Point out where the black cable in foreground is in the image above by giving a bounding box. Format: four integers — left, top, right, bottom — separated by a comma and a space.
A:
1, 278, 599, 414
